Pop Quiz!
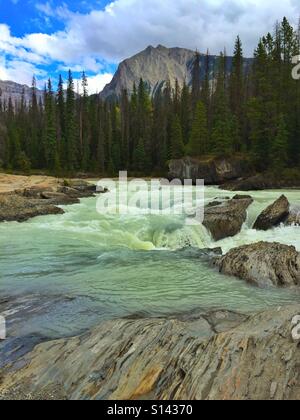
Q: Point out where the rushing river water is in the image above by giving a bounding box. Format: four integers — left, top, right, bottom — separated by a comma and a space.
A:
0, 185, 300, 346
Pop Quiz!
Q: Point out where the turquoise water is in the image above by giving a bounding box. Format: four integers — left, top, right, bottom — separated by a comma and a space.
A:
0, 185, 300, 340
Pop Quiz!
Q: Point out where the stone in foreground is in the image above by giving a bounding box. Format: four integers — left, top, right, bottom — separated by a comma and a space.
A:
215, 241, 300, 288
0, 305, 299, 400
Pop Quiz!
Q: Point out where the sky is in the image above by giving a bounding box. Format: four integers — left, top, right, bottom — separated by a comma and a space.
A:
0, 0, 300, 93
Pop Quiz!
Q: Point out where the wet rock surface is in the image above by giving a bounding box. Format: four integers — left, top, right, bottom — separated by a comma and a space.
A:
220, 174, 300, 191
0, 193, 65, 222
0, 178, 102, 223
168, 156, 253, 185
285, 206, 300, 226
253, 195, 290, 231
215, 241, 300, 288
203, 196, 253, 241
0, 304, 299, 400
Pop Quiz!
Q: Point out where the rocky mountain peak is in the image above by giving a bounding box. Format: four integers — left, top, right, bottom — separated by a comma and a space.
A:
100, 45, 252, 99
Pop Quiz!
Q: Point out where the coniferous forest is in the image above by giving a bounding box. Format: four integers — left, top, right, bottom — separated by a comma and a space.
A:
0, 17, 300, 177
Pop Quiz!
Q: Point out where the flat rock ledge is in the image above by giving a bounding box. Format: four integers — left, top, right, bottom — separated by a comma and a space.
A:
0, 179, 103, 223
0, 305, 299, 400
215, 241, 300, 288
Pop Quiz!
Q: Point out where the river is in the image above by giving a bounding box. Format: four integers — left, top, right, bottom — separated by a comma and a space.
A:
0, 185, 300, 350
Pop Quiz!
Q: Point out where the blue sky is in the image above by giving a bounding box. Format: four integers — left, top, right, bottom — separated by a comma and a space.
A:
0, 0, 300, 93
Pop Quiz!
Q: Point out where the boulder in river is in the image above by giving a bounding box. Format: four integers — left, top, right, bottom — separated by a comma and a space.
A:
253, 195, 290, 231
215, 241, 300, 288
0, 304, 299, 400
203, 196, 253, 241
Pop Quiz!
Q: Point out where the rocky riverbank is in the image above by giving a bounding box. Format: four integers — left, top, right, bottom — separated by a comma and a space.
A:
221, 173, 300, 191
168, 156, 253, 185
0, 174, 104, 222
0, 303, 299, 400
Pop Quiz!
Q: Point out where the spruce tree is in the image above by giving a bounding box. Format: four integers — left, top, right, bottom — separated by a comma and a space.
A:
133, 138, 147, 172
186, 101, 209, 156
44, 79, 57, 170
180, 82, 191, 145
65, 70, 77, 171
56, 75, 66, 165
230, 36, 244, 151
271, 114, 289, 173
170, 115, 185, 159
80, 71, 90, 171
191, 51, 201, 109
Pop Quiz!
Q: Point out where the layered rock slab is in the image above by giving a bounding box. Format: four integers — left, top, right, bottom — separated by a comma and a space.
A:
0, 305, 299, 400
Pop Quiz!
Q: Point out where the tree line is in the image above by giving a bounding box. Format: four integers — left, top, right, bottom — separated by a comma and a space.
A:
0, 17, 300, 176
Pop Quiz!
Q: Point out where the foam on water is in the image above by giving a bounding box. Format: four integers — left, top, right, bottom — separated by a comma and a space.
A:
0, 184, 300, 341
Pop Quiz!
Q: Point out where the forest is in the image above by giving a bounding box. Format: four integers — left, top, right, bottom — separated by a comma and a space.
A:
0, 17, 299, 177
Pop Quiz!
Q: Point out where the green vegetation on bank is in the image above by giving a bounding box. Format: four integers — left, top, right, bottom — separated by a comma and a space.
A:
0, 17, 299, 177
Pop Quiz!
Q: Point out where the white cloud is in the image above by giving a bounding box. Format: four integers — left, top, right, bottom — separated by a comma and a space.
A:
73, 73, 114, 95
0, 56, 46, 86
31, 0, 300, 61
1, 0, 300, 90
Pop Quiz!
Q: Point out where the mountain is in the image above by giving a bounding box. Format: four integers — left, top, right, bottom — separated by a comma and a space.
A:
100, 44, 252, 99
0, 80, 44, 106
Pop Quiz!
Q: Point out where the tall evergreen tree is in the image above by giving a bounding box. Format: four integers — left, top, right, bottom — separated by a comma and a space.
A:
65, 70, 77, 170
191, 51, 201, 109
170, 115, 185, 159
44, 79, 57, 170
186, 101, 209, 156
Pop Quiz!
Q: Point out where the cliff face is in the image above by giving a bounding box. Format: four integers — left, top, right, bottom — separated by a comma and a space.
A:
0, 80, 43, 106
168, 156, 254, 185
101, 45, 252, 99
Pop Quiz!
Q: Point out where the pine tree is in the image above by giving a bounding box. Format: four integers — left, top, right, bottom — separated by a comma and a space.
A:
186, 101, 209, 156
28, 76, 40, 167
211, 52, 234, 155
180, 82, 191, 145
56, 75, 66, 166
80, 71, 90, 171
132, 138, 147, 172
230, 36, 244, 151
170, 115, 185, 159
65, 70, 77, 171
44, 79, 57, 169
120, 89, 130, 168
271, 114, 289, 172
191, 51, 201, 109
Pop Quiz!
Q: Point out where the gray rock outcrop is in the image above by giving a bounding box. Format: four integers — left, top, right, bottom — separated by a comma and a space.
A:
100, 45, 252, 99
203, 196, 253, 241
0, 179, 99, 222
215, 241, 300, 288
0, 305, 299, 400
285, 206, 300, 226
253, 195, 290, 231
168, 156, 253, 185
0, 80, 43, 106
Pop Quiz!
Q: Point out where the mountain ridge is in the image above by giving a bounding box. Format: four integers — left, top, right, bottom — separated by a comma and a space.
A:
0, 45, 253, 104
0, 80, 44, 106
100, 44, 252, 99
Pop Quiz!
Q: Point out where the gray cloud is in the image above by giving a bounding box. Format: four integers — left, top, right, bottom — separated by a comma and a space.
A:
36, 0, 299, 60
1, 0, 300, 89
